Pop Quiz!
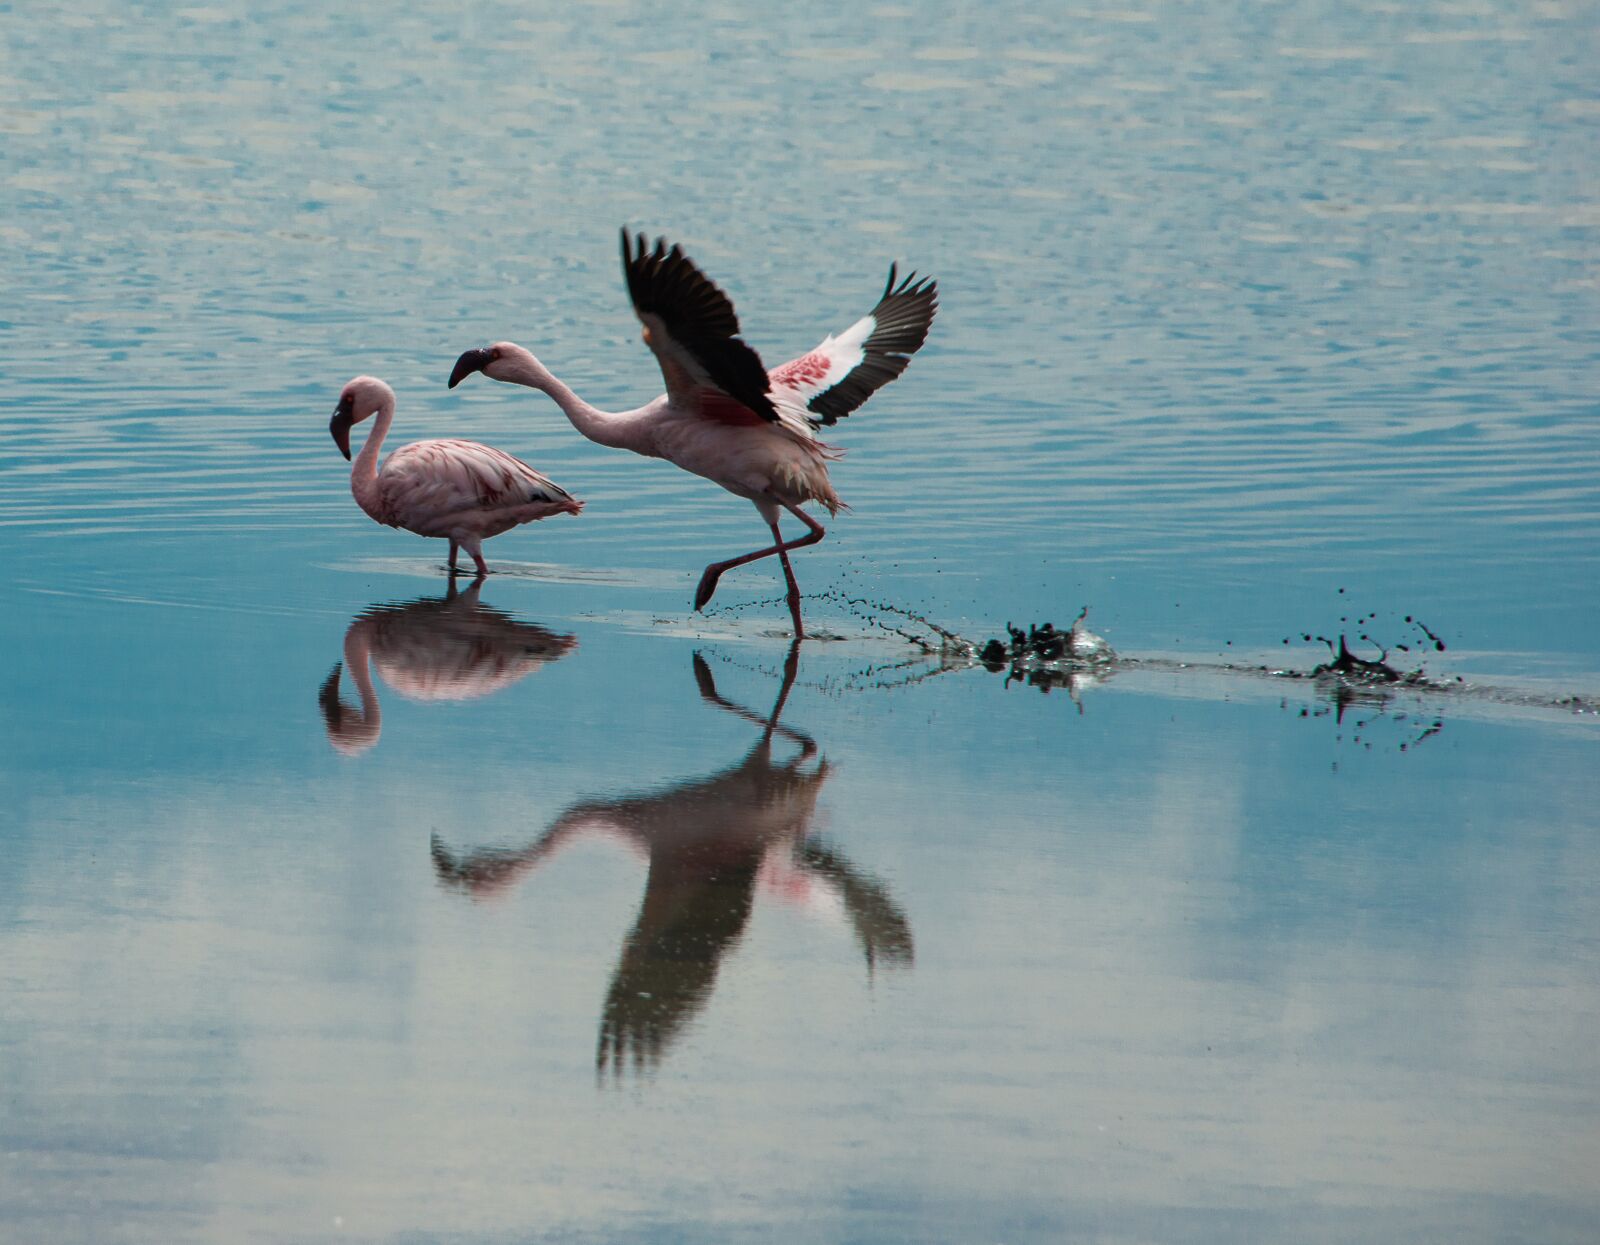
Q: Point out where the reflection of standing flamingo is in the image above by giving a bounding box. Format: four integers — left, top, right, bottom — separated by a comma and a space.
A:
319, 578, 576, 756
447, 232, 937, 636
328, 375, 583, 576
432, 645, 913, 1075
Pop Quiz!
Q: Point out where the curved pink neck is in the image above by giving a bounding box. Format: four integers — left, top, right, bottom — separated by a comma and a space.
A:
342, 623, 380, 716
327, 622, 381, 754
349, 395, 394, 519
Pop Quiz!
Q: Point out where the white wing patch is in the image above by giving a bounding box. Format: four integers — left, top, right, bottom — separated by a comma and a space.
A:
770, 266, 939, 428
769, 316, 873, 407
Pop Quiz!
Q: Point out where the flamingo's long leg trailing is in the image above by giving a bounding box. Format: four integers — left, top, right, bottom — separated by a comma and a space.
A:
693, 503, 825, 637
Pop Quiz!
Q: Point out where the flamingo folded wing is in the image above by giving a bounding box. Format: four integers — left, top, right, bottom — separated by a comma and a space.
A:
380, 439, 577, 527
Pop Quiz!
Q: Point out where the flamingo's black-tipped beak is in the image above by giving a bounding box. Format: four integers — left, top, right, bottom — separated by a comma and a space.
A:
449, 347, 493, 389
329, 395, 354, 460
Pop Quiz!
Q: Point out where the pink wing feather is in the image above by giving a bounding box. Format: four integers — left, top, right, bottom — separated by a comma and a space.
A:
378, 439, 577, 527
768, 265, 939, 428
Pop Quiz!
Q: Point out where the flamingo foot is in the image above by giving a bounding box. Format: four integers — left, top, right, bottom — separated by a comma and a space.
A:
694, 565, 724, 611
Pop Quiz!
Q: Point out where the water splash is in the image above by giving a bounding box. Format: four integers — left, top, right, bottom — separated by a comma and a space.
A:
703, 588, 973, 654
702, 590, 1596, 721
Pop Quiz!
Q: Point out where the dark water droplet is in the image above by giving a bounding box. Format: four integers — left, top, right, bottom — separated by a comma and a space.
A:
1411, 617, 1447, 651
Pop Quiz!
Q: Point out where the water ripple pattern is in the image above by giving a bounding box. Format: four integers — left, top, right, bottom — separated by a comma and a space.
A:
1, 0, 1596, 659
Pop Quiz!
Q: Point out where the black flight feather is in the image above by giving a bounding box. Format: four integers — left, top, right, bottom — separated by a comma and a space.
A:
807, 264, 939, 427
620, 230, 777, 422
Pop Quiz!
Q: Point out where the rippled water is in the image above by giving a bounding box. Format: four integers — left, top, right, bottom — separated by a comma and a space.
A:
3, 2, 1598, 1242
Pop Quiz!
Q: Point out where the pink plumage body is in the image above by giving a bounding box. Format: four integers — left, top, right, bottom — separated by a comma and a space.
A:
630, 396, 844, 516
329, 376, 581, 576
447, 232, 936, 635
362, 437, 582, 541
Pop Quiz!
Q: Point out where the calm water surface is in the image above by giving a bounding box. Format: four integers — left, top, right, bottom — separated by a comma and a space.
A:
2, 1, 1597, 1242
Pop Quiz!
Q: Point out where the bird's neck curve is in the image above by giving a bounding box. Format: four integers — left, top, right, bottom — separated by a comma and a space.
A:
502, 353, 646, 453
328, 623, 381, 754
349, 395, 394, 518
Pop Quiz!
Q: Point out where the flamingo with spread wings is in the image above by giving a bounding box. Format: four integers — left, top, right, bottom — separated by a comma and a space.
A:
328, 375, 583, 576
448, 232, 937, 637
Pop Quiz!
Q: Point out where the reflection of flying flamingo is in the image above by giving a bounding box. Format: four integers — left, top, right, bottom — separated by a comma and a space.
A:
328, 375, 583, 576
448, 231, 937, 636
432, 646, 913, 1075
319, 578, 576, 756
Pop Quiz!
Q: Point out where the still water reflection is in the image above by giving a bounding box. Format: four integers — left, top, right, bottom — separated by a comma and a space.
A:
2, 582, 1596, 1243
2, 0, 1598, 1238
318, 578, 575, 755
433, 646, 914, 1077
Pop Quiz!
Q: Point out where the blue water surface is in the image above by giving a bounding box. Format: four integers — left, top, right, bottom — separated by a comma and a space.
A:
2, 2, 1597, 1242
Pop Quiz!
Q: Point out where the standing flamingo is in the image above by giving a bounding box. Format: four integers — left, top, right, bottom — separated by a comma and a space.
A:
447, 231, 937, 637
328, 375, 583, 576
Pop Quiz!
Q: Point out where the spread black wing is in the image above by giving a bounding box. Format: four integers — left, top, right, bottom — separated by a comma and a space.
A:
620, 229, 777, 422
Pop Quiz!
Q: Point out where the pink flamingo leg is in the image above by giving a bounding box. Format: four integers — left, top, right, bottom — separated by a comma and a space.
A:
693, 504, 825, 638
773, 533, 805, 639
447, 539, 460, 574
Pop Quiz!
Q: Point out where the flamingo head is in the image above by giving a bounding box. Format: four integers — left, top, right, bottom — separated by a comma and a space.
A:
318, 663, 380, 756
330, 375, 394, 461
448, 341, 540, 389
